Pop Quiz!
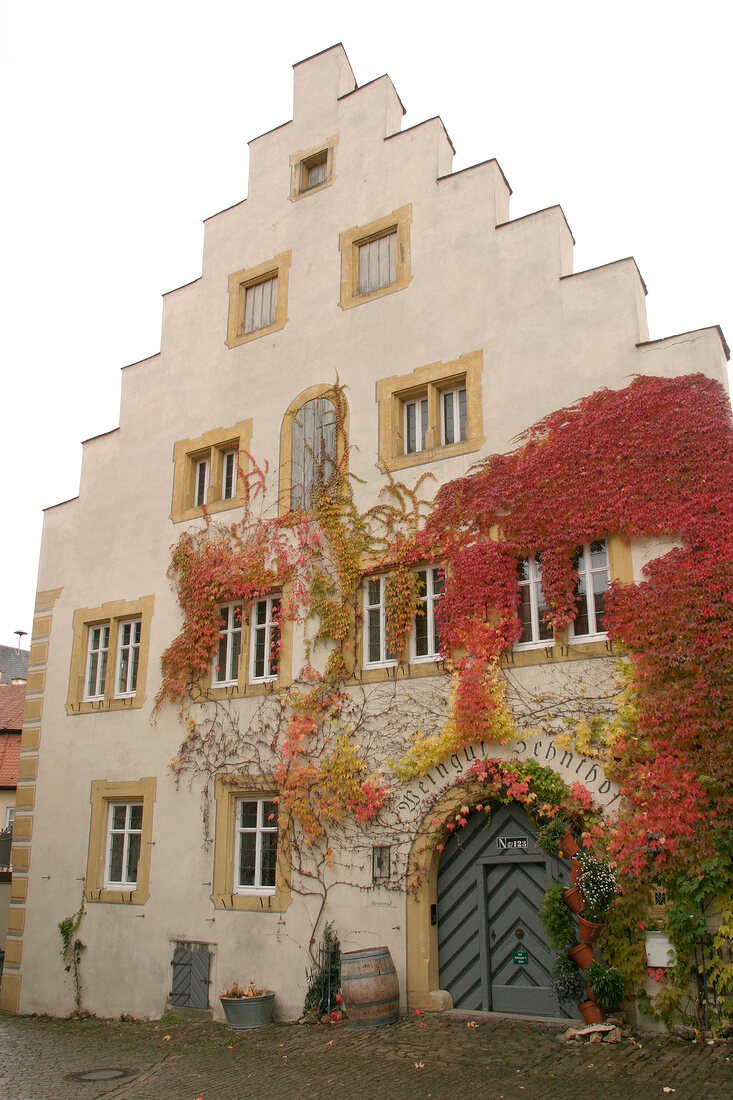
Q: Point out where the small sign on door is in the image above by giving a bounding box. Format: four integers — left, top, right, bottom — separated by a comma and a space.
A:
497, 836, 528, 850
513, 947, 529, 965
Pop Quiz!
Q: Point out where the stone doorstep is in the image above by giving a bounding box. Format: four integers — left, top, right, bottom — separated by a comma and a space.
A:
447, 1008, 572, 1028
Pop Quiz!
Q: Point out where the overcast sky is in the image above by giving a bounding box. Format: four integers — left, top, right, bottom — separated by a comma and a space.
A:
1, 0, 730, 648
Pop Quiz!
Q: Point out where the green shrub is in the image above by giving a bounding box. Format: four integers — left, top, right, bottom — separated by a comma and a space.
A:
540, 883, 577, 950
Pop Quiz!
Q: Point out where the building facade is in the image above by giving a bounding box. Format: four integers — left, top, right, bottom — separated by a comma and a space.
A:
3, 46, 729, 1022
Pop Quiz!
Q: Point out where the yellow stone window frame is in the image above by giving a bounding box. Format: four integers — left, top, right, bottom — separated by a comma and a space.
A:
205, 586, 294, 700
211, 776, 291, 912
85, 777, 157, 905
376, 350, 485, 472
171, 418, 253, 524
66, 596, 155, 715
226, 250, 292, 348
339, 204, 412, 310
277, 383, 349, 515
289, 135, 338, 200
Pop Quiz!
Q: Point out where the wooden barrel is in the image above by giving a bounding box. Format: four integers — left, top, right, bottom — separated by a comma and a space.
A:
341, 946, 400, 1027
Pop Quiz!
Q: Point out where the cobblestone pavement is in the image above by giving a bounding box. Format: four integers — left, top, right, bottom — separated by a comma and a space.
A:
1, 1009, 732, 1100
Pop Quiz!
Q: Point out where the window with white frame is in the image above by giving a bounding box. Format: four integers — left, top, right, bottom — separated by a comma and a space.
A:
222, 449, 237, 500
404, 396, 428, 455
570, 539, 610, 639
85, 624, 110, 700
250, 596, 281, 681
106, 802, 143, 888
291, 397, 337, 510
116, 619, 141, 696
194, 456, 209, 508
214, 603, 243, 686
358, 231, 397, 295
244, 276, 278, 335
516, 556, 554, 648
235, 797, 279, 893
441, 386, 467, 446
4, 806, 15, 830
412, 566, 444, 660
364, 575, 399, 667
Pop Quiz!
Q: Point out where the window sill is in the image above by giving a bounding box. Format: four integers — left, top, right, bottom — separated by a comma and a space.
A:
67, 694, 146, 716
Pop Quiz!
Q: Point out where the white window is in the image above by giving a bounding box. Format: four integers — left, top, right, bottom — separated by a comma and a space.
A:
244, 276, 278, 335
404, 396, 428, 455
358, 231, 397, 295
250, 596, 281, 682
364, 575, 398, 667
4, 806, 15, 830
214, 603, 243, 686
570, 539, 610, 640
85, 624, 109, 700
115, 619, 141, 696
235, 798, 278, 893
222, 449, 237, 500
106, 802, 143, 888
441, 386, 467, 446
291, 397, 337, 510
516, 556, 553, 649
412, 566, 444, 660
194, 457, 209, 508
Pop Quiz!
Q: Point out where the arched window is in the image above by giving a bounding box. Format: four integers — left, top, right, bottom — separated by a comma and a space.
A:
290, 396, 337, 510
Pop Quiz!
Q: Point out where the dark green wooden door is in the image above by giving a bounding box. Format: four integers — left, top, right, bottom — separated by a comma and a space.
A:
437, 803, 572, 1016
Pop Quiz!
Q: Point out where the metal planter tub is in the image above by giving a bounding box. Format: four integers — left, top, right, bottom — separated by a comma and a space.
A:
220, 992, 275, 1029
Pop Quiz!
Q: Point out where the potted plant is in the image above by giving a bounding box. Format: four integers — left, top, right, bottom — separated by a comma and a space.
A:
550, 954, 586, 1011
587, 961, 626, 1009
540, 883, 576, 951
219, 979, 275, 1030
568, 941, 597, 970
577, 856, 617, 923
537, 816, 575, 857
564, 883, 584, 914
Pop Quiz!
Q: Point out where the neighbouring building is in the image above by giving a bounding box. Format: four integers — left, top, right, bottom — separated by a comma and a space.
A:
3, 45, 729, 1025
0, 681, 24, 967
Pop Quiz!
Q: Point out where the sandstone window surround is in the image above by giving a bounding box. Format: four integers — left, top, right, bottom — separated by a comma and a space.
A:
170, 419, 253, 524
339, 205, 412, 310
85, 777, 156, 905
289, 135, 338, 200
226, 251, 292, 348
211, 777, 291, 912
278, 384, 348, 516
66, 596, 155, 715
376, 350, 485, 472
207, 594, 290, 700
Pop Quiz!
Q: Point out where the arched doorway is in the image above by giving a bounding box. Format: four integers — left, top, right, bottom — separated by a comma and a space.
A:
436, 802, 573, 1016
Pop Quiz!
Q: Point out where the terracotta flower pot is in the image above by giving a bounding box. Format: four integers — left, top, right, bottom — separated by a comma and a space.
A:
578, 998, 606, 1025
561, 830, 580, 858
569, 942, 597, 970
578, 915, 605, 945
564, 885, 584, 914
570, 858, 582, 884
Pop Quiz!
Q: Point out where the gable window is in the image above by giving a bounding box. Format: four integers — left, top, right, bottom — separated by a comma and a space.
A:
358, 231, 397, 295
171, 419, 252, 524
214, 603, 243, 686
227, 251, 291, 348
85, 625, 109, 700
290, 137, 337, 200
364, 575, 398, 668
339, 205, 412, 310
301, 151, 328, 191
441, 386, 467, 446
235, 798, 279, 893
250, 596, 281, 682
106, 802, 142, 888
412, 567, 444, 661
291, 397, 337, 510
571, 540, 610, 639
516, 556, 553, 648
116, 619, 141, 696
244, 275, 277, 335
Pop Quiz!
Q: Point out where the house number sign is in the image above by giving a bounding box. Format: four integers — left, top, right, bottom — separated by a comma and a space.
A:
497, 836, 528, 850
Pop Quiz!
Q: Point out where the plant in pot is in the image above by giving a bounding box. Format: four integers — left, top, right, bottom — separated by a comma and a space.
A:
550, 954, 587, 1013
537, 816, 578, 858
587, 962, 626, 1010
219, 979, 275, 1030
577, 856, 618, 943
540, 883, 576, 951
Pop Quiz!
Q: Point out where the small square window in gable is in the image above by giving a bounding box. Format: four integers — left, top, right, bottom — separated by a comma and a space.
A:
376, 350, 485, 472
289, 136, 337, 200
227, 251, 291, 348
171, 419, 253, 524
339, 205, 412, 309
